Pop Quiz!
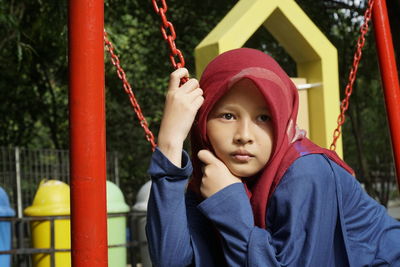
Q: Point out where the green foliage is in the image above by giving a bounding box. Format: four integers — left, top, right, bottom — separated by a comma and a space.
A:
1, 0, 396, 205
0, 0, 68, 149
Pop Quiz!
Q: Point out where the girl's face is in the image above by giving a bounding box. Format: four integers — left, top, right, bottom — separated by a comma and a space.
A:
206, 78, 274, 178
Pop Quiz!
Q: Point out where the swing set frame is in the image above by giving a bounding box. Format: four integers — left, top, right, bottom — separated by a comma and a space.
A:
68, 0, 400, 266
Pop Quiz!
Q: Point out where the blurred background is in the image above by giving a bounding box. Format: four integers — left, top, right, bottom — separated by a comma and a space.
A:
1, 0, 399, 226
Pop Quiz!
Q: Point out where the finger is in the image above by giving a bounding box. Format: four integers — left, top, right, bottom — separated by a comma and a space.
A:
189, 88, 203, 100
168, 68, 189, 91
181, 78, 200, 93
192, 95, 204, 110
197, 150, 219, 165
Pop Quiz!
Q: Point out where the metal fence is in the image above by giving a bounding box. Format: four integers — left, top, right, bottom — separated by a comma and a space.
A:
0, 211, 147, 267
0, 147, 119, 217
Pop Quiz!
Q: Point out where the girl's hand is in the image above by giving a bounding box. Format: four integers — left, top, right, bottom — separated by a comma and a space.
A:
158, 68, 204, 167
198, 150, 242, 198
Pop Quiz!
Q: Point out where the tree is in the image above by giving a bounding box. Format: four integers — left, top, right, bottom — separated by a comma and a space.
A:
1, 0, 397, 205
295, 0, 396, 205
0, 0, 68, 149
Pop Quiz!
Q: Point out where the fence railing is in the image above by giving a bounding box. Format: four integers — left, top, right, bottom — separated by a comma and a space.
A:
0, 211, 147, 267
0, 147, 119, 217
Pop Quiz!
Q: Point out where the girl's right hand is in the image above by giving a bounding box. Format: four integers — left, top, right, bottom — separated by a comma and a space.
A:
158, 68, 204, 167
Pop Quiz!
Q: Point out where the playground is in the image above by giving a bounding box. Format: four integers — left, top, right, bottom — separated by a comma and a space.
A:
1, 0, 400, 266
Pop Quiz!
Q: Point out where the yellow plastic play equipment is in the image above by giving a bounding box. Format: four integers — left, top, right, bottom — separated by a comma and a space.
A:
24, 180, 71, 267
195, 0, 343, 157
24, 180, 130, 267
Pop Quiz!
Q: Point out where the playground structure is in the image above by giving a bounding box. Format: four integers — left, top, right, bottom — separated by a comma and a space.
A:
195, 0, 344, 157
0, 0, 396, 266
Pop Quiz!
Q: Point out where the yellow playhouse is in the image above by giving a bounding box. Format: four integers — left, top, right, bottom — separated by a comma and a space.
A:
195, 0, 343, 157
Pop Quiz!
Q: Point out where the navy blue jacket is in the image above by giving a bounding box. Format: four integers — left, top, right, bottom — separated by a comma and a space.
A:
146, 148, 400, 266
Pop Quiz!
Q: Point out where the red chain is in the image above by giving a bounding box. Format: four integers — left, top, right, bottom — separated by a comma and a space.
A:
104, 30, 157, 151
330, 0, 375, 151
152, 0, 189, 84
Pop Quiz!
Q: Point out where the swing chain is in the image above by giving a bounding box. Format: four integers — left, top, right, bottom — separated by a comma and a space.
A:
152, 0, 188, 84
104, 30, 157, 151
330, 0, 374, 151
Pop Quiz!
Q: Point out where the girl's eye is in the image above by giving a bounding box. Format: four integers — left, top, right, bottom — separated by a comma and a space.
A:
257, 114, 271, 122
222, 113, 235, 120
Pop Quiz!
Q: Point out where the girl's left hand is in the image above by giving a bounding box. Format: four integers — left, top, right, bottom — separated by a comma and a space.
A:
198, 150, 241, 198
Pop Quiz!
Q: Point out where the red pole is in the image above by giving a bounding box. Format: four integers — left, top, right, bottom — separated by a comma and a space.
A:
69, 0, 108, 266
372, 0, 400, 192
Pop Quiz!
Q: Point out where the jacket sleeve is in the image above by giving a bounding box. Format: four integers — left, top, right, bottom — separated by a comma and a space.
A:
146, 148, 218, 267
146, 147, 194, 267
332, 158, 400, 266
197, 154, 342, 267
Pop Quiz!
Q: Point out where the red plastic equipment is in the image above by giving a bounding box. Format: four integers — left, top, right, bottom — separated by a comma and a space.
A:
372, 0, 400, 192
69, 0, 108, 266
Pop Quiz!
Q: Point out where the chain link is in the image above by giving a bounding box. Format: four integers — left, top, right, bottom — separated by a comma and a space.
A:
330, 0, 375, 151
105, 0, 373, 152
104, 30, 157, 151
152, 0, 189, 83
103, 0, 187, 151
152, 0, 167, 14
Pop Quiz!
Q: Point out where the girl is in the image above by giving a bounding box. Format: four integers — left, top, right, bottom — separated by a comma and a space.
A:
146, 48, 400, 266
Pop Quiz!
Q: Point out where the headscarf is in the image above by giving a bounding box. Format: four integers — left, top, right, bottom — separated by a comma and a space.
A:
188, 48, 352, 229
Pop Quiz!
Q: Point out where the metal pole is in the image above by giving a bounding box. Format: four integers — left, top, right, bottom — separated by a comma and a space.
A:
15, 147, 26, 267
69, 0, 108, 266
50, 218, 55, 267
114, 152, 120, 186
15, 147, 22, 219
372, 0, 400, 193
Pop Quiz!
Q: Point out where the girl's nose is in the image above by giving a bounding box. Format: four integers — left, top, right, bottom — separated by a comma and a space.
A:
234, 119, 254, 145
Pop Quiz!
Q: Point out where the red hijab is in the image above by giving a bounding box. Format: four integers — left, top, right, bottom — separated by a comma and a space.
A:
188, 48, 352, 229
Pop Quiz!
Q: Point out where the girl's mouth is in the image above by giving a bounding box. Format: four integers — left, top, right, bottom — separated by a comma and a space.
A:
232, 154, 252, 162
231, 150, 254, 162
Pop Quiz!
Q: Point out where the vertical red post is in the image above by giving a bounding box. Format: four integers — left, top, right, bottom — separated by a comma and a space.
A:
69, 0, 108, 266
372, 0, 400, 192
